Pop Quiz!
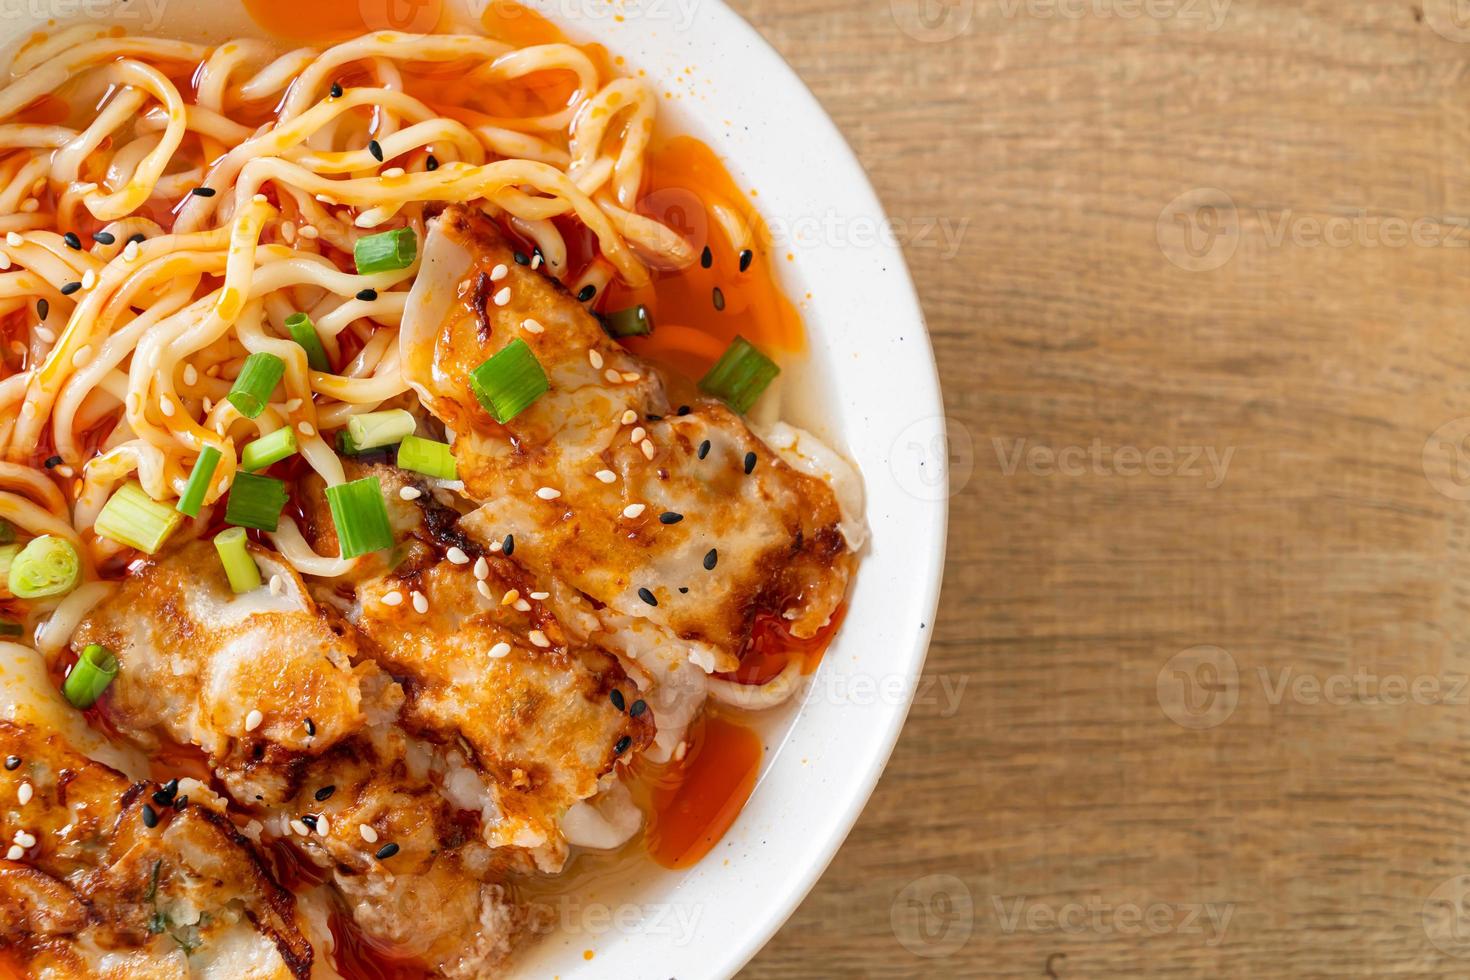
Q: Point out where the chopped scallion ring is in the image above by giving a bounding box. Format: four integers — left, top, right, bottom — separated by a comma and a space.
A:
469, 339, 549, 423
603, 305, 653, 338
354, 228, 417, 274
213, 527, 261, 593
285, 313, 330, 372
8, 536, 79, 599
397, 435, 457, 480
223, 473, 289, 532
63, 643, 117, 709
96, 482, 183, 554
325, 477, 394, 559
347, 409, 416, 451
241, 428, 298, 472
227, 352, 285, 419
176, 446, 222, 518
698, 335, 780, 414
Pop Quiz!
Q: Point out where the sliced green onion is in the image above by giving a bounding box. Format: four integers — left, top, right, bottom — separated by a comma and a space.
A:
226, 352, 285, 419
176, 446, 222, 518
95, 482, 183, 554
699, 336, 781, 414
213, 527, 261, 593
63, 643, 116, 709
469, 339, 549, 423
223, 473, 289, 532
347, 409, 415, 451
337, 428, 362, 455
604, 305, 653, 338
397, 435, 457, 480
354, 228, 417, 274
0, 520, 14, 544
285, 313, 330, 372
8, 534, 80, 599
325, 477, 393, 559
241, 428, 298, 472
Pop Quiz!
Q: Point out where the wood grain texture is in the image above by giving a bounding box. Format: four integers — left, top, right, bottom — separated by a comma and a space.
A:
727, 1, 1470, 976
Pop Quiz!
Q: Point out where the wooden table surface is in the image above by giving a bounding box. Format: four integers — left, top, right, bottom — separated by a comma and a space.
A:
729, 1, 1470, 976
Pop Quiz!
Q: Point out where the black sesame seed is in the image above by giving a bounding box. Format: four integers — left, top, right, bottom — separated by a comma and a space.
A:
356, 288, 378, 301
173, 795, 188, 811
304, 718, 316, 737
513, 251, 530, 266
4, 756, 19, 771
161, 778, 178, 795
677, 405, 691, 416
630, 699, 647, 717
314, 785, 336, 802
62, 232, 80, 250
127, 233, 147, 245
610, 689, 626, 711
330, 81, 344, 98
637, 587, 658, 607
613, 735, 632, 755
36, 299, 48, 321
502, 534, 514, 556
142, 804, 159, 828
744, 451, 758, 474
712, 287, 725, 312
151, 779, 178, 807
678, 586, 689, 594
60, 281, 81, 295
739, 249, 753, 272
700, 245, 712, 269
659, 512, 683, 525
703, 548, 718, 570
43, 455, 61, 469
697, 440, 711, 460
368, 140, 384, 162
646, 414, 663, 422
91, 231, 115, 245
300, 814, 318, 830
375, 842, 400, 860
577, 284, 596, 303
191, 186, 216, 197
426, 154, 439, 172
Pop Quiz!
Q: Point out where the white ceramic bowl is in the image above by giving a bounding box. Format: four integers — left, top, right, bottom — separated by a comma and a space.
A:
1, 2, 947, 976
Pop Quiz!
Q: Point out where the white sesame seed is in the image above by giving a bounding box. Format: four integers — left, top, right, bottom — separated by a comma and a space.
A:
531, 254, 542, 270
269, 574, 283, 596
182, 364, 198, 386
34, 327, 55, 344
489, 540, 503, 553
595, 470, 616, 484
477, 580, 494, 601
529, 630, 551, 648
244, 709, 263, 732
360, 824, 378, 843
297, 422, 315, 437
316, 814, 330, 836
674, 741, 689, 762
81, 269, 96, 290
285, 398, 302, 412
290, 819, 310, 837
447, 546, 469, 565
489, 642, 511, 659
630, 426, 646, 443
5, 845, 22, 861
641, 439, 656, 460
381, 590, 403, 607
622, 372, 641, 383
501, 589, 519, 606
381, 167, 405, 178
473, 557, 489, 580
299, 226, 319, 240
253, 194, 268, 204
0, 254, 9, 269
19, 199, 37, 213
70, 346, 90, 367
56, 465, 73, 478
589, 350, 604, 369
513, 599, 531, 612
158, 396, 174, 417
490, 263, 508, 281
203, 398, 213, 413
535, 486, 561, 500
14, 831, 35, 848
623, 504, 646, 519
493, 287, 511, 306
399, 486, 422, 500
529, 592, 549, 601
5, 232, 21, 247
123, 240, 140, 261
411, 591, 428, 614
522, 318, 543, 334
605, 369, 622, 384
620, 410, 638, 426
